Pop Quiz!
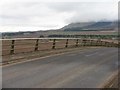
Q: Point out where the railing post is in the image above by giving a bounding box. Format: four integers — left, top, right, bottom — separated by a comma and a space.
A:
10, 40, 15, 54
114, 42, 117, 47
118, 43, 119, 47
52, 39, 56, 49
103, 41, 105, 46
85, 39, 87, 46
35, 39, 39, 51
76, 39, 79, 47
65, 39, 69, 48
98, 39, 101, 46
105, 42, 109, 47
96, 40, 99, 46
95, 40, 98, 46
110, 42, 113, 47
107, 42, 110, 47
80, 39, 83, 46
88, 39, 91, 46
83, 39, 86, 46
92, 40, 95, 46
101, 41, 103, 46
90, 40, 93, 46
100, 40, 102, 46
87, 39, 89, 46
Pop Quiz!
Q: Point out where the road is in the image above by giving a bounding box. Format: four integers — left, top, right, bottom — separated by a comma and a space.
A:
3, 47, 118, 88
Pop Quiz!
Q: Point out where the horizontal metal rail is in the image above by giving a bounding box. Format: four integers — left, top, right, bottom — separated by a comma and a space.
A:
1, 37, 119, 40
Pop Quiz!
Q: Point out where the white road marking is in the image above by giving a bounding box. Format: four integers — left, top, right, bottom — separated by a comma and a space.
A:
86, 52, 99, 57
67, 54, 76, 56
98, 53, 105, 56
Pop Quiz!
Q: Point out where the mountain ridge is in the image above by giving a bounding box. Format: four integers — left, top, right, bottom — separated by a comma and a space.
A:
61, 21, 117, 31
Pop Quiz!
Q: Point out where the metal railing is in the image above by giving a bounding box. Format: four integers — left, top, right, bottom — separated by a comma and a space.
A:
1, 38, 119, 55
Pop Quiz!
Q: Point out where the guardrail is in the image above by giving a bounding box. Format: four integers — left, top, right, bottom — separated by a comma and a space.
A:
1, 38, 119, 56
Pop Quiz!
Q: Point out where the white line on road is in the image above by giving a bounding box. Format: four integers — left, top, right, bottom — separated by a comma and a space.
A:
85, 52, 99, 57
67, 54, 77, 56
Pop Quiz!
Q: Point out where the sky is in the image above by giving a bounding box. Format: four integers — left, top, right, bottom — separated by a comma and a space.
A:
0, 0, 119, 32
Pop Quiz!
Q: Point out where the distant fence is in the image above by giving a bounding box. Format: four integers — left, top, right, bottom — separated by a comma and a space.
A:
1, 38, 119, 56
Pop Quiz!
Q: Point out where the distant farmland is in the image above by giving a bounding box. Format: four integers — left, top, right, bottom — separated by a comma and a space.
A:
2, 30, 118, 39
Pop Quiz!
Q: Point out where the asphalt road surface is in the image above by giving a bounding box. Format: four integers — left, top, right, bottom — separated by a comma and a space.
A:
3, 47, 118, 88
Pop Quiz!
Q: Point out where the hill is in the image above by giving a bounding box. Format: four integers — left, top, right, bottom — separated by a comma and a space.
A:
61, 21, 117, 31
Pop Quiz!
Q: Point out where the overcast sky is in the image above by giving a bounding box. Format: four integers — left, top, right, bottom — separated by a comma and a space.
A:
0, 0, 118, 32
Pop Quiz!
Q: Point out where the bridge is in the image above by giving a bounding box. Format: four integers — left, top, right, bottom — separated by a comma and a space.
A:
1, 37, 119, 88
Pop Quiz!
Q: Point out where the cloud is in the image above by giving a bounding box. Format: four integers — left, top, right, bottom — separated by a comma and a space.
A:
0, 0, 118, 32
47, 2, 117, 23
